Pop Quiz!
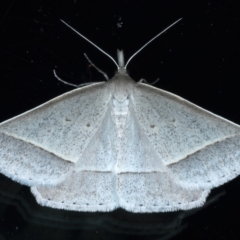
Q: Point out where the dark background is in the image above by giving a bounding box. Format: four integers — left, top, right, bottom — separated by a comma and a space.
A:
0, 0, 240, 239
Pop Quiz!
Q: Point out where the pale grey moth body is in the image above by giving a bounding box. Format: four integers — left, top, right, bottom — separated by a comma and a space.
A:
1, 18, 240, 212
1, 63, 240, 212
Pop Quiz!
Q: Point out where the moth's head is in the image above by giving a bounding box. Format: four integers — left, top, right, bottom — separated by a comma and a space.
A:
117, 66, 128, 76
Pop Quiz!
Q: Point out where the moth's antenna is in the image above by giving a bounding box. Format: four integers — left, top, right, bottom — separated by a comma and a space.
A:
60, 19, 119, 69
125, 18, 182, 68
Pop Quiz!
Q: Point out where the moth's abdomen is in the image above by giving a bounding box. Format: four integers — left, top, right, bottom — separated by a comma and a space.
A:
111, 97, 130, 138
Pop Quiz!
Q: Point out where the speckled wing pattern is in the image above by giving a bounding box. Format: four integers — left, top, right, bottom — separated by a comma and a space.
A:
128, 82, 240, 211
0, 82, 110, 186
1, 79, 240, 213
31, 101, 120, 211
115, 100, 210, 212
32, 81, 240, 213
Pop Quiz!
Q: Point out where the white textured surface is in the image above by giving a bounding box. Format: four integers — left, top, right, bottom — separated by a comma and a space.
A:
31, 171, 117, 212
0, 82, 110, 164
1, 71, 240, 212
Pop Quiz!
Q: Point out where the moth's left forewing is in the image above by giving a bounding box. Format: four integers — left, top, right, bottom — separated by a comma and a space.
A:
0, 82, 111, 164
30, 86, 121, 211
0, 82, 112, 186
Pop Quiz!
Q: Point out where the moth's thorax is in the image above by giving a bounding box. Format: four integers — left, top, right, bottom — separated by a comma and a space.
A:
110, 71, 135, 101
110, 72, 136, 137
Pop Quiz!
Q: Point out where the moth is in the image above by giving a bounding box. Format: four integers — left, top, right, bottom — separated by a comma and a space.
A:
0, 19, 240, 213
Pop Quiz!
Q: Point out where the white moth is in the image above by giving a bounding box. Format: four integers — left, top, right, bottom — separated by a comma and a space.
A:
1, 19, 240, 213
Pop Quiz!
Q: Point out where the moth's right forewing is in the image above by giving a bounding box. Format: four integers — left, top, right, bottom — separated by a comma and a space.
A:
133, 83, 240, 190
